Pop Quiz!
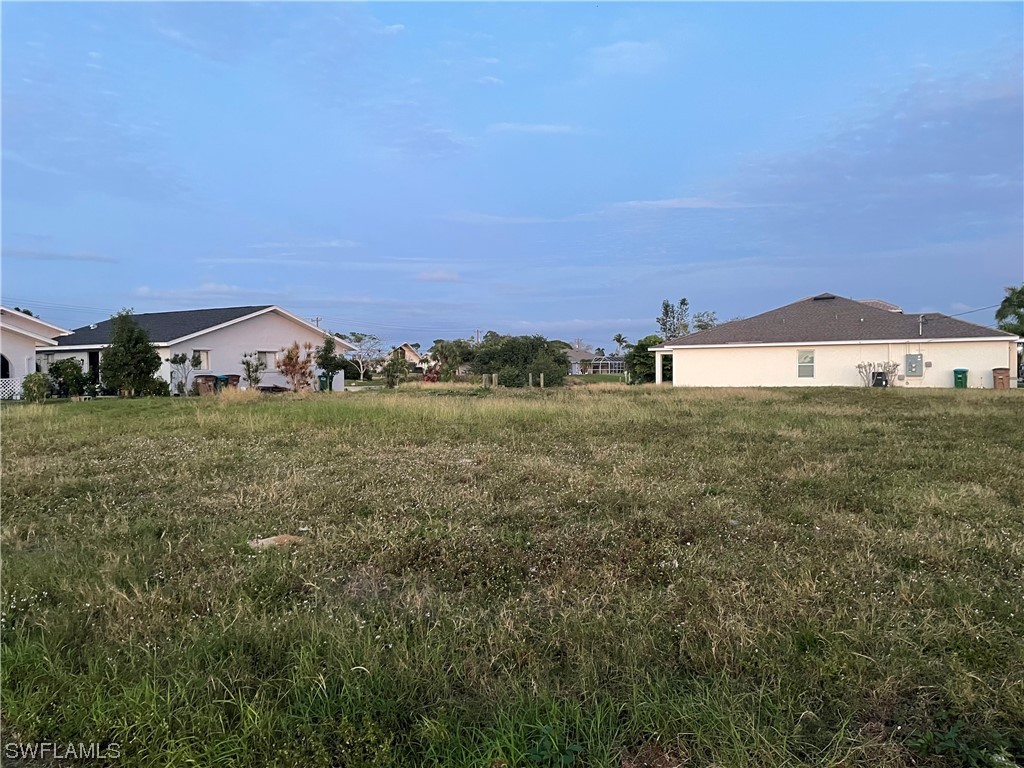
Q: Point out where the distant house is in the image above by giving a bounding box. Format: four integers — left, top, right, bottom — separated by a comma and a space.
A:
0, 307, 72, 399
589, 355, 625, 375
564, 344, 594, 376
39, 305, 354, 390
390, 342, 427, 371
651, 293, 1019, 388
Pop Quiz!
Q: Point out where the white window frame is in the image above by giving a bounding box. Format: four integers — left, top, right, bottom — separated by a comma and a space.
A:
257, 350, 278, 370
192, 349, 211, 370
797, 349, 815, 378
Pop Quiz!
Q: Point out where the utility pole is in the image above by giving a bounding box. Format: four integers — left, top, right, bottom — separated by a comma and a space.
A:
475, 329, 481, 345
312, 316, 322, 328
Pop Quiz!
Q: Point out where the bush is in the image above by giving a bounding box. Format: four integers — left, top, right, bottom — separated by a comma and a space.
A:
138, 377, 171, 397
22, 372, 49, 403
471, 335, 569, 388
48, 358, 89, 398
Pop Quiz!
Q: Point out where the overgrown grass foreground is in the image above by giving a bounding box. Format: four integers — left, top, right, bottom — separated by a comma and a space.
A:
2, 386, 1022, 767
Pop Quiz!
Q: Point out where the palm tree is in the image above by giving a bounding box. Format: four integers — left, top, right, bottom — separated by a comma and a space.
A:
612, 333, 628, 355
995, 284, 1024, 337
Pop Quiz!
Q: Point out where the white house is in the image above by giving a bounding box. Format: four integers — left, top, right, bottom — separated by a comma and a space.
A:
40, 305, 355, 391
0, 307, 73, 399
651, 293, 1019, 389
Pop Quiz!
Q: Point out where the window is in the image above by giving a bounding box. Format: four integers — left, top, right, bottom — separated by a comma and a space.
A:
257, 351, 277, 369
192, 350, 211, 370
905, 353, 923, 377
797, 350, 815, 378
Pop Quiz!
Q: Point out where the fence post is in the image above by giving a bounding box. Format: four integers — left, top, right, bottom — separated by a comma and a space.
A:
529, 373, 533, 388
540, 373, 544, 389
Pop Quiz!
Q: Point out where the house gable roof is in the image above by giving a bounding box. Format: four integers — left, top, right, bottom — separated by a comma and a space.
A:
57, 306, 273, 346
53, 305, 355, 351
0, 306, 72, 339
660, 293, 1016, 347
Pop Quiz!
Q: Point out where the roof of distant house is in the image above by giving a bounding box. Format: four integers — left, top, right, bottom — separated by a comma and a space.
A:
659, 293, 1015, 347
56, 305, 282, 346
856, 298, 903, 313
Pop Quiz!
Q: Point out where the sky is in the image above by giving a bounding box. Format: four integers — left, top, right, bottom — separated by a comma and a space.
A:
2, 2, 1022, 350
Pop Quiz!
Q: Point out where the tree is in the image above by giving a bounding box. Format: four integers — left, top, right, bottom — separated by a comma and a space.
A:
101, 310, 162, 397
278, 342, 315, 391
381, 350, 409, 389
624, 334, 665, 384
471, 333, 569, 387
241, 352, 267, 389
13, 306, 34, 317
612, 333, 628, 355
428, 338, 474, 381
49, 358, 88, 398
339, 332, 384, 380
314, 334, 348, 391
168, 352, 202, 396
995, 284, 1024, 337
692, 311, 718, 332
657, 298, 690, 339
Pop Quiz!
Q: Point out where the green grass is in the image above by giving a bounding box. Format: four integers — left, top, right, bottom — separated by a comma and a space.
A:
2, 386, 1022, 767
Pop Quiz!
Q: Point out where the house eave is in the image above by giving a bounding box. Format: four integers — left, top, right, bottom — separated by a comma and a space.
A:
654, 336, 1017, 351
1, 323, 63, 346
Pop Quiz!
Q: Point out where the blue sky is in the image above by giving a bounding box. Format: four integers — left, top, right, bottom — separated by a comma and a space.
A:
2, 2, 1022, 349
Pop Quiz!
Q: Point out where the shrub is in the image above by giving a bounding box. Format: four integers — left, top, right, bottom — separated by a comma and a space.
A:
381, 355, 409, 389
624, 335, 666, 384
22, 372, 49, 402
138, 377, 171, 397
241, 352, 267, 388
48, 358, 89, 398
279, 342, 314, 391
169, 352, 202, 396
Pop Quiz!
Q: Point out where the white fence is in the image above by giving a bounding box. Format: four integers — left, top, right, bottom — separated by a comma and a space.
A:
0, 378, 22, 400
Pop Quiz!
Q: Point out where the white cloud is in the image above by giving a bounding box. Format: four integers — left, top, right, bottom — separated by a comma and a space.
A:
613, 197, 763, 210
488, 123, 575, 134
197, 257, 329, 267
417, 270, 463, 283
379, 24, 405, 36
249, 239, 359, 249
134, 282, 285, 301
476, 76, 504, 87
591, 40, 667, 75
442, 211, 595, 225
3, 248, 116, 263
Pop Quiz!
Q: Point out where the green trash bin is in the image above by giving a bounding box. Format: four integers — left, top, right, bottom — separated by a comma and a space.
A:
318, 373, 331, 392
953, 369, 968, 389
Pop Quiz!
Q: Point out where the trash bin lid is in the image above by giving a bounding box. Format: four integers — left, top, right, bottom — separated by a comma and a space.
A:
954, 368, 968, 372
215, 374, 230, 382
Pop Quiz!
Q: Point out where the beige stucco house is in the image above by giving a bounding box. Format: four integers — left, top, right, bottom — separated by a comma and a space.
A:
651, 293, 1019, 388
391, 342, 425, 369
0, 307, 73, 399
40, 305, 354, 391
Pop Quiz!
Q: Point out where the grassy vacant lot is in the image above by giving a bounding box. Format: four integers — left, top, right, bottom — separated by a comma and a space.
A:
2, 385, 1022, 767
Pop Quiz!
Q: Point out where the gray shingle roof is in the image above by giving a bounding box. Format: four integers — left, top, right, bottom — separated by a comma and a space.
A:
663, 294, 1014, 347
57, 306, 272, 346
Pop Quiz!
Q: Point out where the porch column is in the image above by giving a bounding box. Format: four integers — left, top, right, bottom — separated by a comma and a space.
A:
655, 351, 664, 385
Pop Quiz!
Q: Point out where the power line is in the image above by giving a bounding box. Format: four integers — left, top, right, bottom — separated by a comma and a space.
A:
946, 303, 1000, 318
